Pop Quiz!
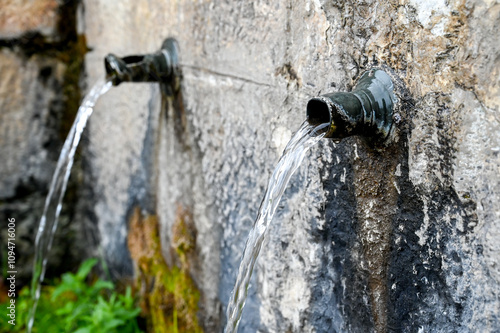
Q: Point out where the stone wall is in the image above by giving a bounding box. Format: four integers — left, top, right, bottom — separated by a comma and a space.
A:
1, 0, 499, 332
0, 0, 90, 285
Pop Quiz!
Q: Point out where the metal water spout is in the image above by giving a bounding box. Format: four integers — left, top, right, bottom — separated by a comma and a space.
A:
104, 37, 181, 93
306, 69, 396, 144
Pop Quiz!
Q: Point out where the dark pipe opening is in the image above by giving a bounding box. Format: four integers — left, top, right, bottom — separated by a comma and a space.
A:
307, 98, 331, 126
122, 55, 146, 64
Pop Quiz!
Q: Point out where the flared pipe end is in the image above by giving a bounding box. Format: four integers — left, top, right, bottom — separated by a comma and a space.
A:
306, 96, 341, 139
104, 54, 128, 86
307, 97, 332, 126
306, 69, 397, 144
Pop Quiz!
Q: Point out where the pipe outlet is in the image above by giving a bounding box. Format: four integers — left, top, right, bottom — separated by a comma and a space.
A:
307, 69, 396, 144
104, 38, 181, 92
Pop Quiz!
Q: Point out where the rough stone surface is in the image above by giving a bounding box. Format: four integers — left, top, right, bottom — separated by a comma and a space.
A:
0, 49, 61, 200
0, 1, 90, 287
0, 0, 58, 39
1, 0, 499, 332
0, 47, 69, 283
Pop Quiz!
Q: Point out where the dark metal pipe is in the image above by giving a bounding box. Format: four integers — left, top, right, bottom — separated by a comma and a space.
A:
307, 69, 396, 144
104, 38, 181, 92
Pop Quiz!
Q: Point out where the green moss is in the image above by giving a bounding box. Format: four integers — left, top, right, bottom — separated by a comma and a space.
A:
128, 208, 203, 333
58, 33, 87, 140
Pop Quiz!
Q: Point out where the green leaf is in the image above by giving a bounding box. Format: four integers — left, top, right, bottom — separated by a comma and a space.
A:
92, 280, 114, 291
73, 328, 92, 333
102, 318, 125, 330
76, 258, 98, 280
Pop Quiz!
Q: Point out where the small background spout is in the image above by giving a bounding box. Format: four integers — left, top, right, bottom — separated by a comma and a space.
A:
104, 38, 180, 93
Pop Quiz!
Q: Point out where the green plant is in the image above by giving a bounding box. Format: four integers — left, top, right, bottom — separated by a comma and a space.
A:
0, 259, 143, 333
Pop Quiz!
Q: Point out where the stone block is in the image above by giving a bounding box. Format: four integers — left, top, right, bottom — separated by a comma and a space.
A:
0, 0, 58, 39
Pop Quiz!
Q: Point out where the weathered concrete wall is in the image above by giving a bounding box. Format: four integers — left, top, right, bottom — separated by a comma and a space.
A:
1, 0, 499, 332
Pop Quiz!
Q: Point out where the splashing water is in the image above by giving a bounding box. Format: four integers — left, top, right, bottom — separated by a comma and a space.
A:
225, 120, 329, 333
27, 78, 112, 332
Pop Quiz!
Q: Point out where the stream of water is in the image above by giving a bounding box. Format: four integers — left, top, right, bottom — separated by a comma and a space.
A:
27, 78, 112, 333
224, 120, 329, 333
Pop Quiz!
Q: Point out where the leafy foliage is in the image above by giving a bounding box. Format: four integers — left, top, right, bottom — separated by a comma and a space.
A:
0, 259, 143, 333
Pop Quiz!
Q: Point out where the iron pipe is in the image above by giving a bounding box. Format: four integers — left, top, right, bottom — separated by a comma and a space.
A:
307, 69, 396, 144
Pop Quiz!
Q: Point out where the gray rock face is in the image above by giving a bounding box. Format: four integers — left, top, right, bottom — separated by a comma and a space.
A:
0, 1, 90, 286
1, 0, 499, 332
0, 47, 70, 282
0, 50, 60, 200
0, 0, 58, 40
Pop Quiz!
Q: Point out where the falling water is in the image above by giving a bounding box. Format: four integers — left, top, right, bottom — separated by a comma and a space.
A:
225, 120, 329, 333
27, 78, 112, 332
